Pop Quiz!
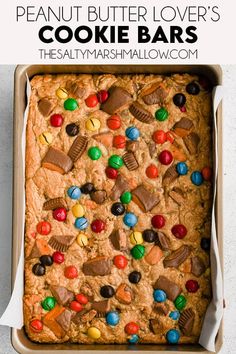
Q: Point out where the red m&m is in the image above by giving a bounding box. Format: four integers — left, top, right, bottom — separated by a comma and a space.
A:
159, 150, 173, 165
113, 135, 126, 149
30, 319, 43, 333
50, 114, 63, 127
97, 90, 109, 103
152, 130, 167, 144
171, 224, 187, 239
107, 115, 121, 130
201, 166, 212, 181
52, 251, 65, 264
151, 215, 165, 229
53, 207, 67, 222
113, 255, 128, 269
125, 322, 139, 334
70, 300, 83, 312
185, 279, 199, 293
85, 94, 99, 108
75, 293, 89, 305
146, 164, 158, 179
105, 166, 118, 179
36, 221, 51, 235
91, 219, 106, 233
64, 265, 78, 279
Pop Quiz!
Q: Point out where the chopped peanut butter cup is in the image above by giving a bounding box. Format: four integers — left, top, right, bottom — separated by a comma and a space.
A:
42, 147, 73, 174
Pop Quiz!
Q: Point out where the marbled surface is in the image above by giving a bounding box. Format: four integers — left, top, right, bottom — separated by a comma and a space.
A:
0, 65, 235, 354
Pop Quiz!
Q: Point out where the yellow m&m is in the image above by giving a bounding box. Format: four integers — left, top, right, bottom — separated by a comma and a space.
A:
85, 118, 101, 131
39, 132, 53, 145
56, 87, 68, 99
129, 231, 143, 245
87, 326, 101, 339
76, 233, 88, 247
72, 204, 85, 218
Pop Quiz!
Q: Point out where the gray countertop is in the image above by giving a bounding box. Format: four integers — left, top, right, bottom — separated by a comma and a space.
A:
0, 65, 236, 354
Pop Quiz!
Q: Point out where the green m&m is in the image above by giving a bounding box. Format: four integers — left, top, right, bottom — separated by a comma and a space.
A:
174, 295, 187, 310
120, 191, 132, 204
108, 155, 124, 169
155, 107, 168, 121
41, 296, 56, 311
64, 98, 78, 111
131, 245, 145, 260
88, 146, 102, 160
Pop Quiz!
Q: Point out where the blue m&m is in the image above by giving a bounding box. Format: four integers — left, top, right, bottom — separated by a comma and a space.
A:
67, 186, 81, 200
125, 126, 140, 141
169, 311, 180, 320
153, 289, 167, 302
191, 171, 203, 186
166, 329, 180, 344
106, 311, 120, 326
176, 162, 188, 175
123, 212, 138, 227
75, 217, 88, 230
128, 334, 139, 344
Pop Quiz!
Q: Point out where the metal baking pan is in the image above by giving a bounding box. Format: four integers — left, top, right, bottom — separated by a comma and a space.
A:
12, 64, 223, 354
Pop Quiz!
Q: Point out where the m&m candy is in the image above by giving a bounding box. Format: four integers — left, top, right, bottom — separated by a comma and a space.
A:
120, 191, 132, 204
91, 219, 105, 233
201, 237, 211, 251
155, 107, 168, 121
108, 155, 124, 169
191, 171, 203, 186
201, 166, 212, 181
174, 295, 187, 310
30, 319, 43, 333
113, 135, 126, 148
146, 164, 158, 179
166, 329, 180, 344
36, 221, 51, 235
39, 255, 53, 266
171, 224, 187, 239
97, 90, 109, 103
107, 115, 121, 130
129, 231, 143, 245
185, 279, 199, 293
87, 327, 101, 339
52, 251, 65, 264
66, 122, 80, 136
131, 245, 145, 259
113, 255, 128, 269
173, 93, 186, 107
80, 182, 95, 194
75, 293, 89, 304
151, 215, 165, 229
39, 132, 53, 145
125, 322, 139, 335
50, 114, 63, 127
85, 117, 101, 131
70, 301, 83, 312
76, 233, 88, 247
159, 150, 173, 165
41, 296, 56, 311
186, 82, 200, 95
111, 202, 125, 216
105, 166, 118, 179
67, 186, 81, 200
100, 285, 115, 298
123, 212, 138, 227
128, 271, 141, 284
125, 126, 140, 141
152, 130, 167, 144
88, 146, 102, 160
56, 87, 68, 99
85, 94, 99, 108
106, 311, 120, 326
64, 265, 78, 279
64, 98, 78, 111
53, 207, 67, 222
72, 204, 85, 218
176, 162, 188, 175
75, 217, 89, 230
142, 229, 157, 243
128, 334, 139, 344
32, 263, 45, 276
169, 311, 180, 320
153, 289, 167, 302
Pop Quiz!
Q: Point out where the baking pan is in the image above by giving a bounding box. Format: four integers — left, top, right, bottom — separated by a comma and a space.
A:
12, 65, 223, 354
